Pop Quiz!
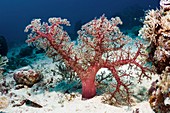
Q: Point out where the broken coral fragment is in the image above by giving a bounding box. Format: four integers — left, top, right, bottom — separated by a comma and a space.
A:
0, 96, 9, 109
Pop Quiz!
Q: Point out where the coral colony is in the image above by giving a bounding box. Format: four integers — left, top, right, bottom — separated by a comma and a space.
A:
139, 0, 170, 74
139, 0, 170, 112
24, 15, 152, 104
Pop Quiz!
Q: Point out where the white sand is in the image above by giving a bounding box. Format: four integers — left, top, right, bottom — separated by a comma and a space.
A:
0, 45, 156, 113
1, 90, 154, 113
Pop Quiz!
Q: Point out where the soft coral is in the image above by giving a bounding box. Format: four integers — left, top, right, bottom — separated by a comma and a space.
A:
25, 15, 152, 104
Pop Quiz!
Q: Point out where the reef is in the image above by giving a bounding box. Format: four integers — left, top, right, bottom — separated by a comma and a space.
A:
139, 0, 170, 74
148, 66, 170, 113
139, 0, 170, 112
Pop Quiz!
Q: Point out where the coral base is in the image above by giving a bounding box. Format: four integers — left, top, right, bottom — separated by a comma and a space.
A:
81, 78, 96, 99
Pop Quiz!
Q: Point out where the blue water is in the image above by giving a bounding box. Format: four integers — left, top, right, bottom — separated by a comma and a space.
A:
0, 0, 159, 48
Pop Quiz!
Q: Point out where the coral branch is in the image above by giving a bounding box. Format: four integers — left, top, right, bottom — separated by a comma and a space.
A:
25, 18, 84, 75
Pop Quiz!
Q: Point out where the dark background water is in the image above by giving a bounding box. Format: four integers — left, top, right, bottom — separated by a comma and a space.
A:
0, 0, 159, 48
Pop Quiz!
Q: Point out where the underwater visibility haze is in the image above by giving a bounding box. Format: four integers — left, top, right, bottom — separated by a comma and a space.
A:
2, 0, 170, 113
0, 0, 159, 47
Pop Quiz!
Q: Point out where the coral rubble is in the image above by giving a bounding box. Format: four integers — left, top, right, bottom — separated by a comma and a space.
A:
0, 96, 9, 109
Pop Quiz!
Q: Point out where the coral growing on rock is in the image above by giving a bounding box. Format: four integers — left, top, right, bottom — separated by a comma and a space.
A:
140, 1, 170, 111
13, 68, 43, 87
148, 66, 170, 113
139, 0, 170, 74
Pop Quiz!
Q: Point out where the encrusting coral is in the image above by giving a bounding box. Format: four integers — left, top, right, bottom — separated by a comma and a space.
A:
148, 66, 170, 113
25, 15, 153, 105
139, 0, 170, 74
13, 68, 43, 87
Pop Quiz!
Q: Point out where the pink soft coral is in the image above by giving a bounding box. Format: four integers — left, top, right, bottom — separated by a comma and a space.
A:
25, 15, 152, 104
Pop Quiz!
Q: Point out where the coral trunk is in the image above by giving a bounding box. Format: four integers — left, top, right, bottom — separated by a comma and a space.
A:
80, 66, 99, 99
81, 77, 96, 99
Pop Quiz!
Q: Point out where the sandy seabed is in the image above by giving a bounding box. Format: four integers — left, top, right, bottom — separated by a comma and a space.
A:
0, 45, 157, 113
